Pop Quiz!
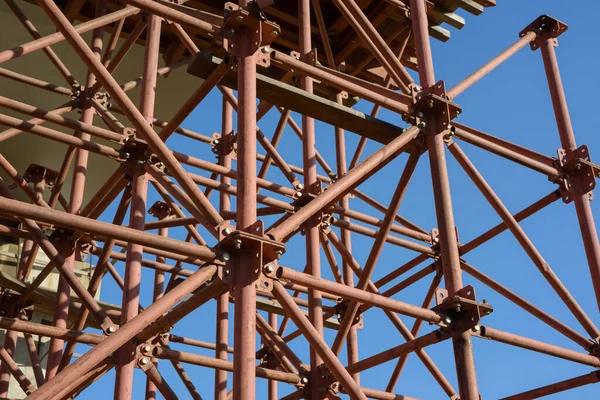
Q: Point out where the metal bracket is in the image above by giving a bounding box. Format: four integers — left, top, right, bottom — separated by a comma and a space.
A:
215, 221, 285, 287
432, 285, 492, 332
211, 132, 237, 159
23, 164, 58, 188
335, 301, 364, 329
117, 128, 148, 163
557, 145, 598, 203
520, 15, 568, 50
148, 201, 175, 220
412, 81, 462, 133
222, 2, 280, 67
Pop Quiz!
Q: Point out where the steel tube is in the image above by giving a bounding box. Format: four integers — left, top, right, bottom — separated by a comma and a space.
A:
500, 370, 600, 400
448, 31, 537, 99
478, 326, 600, 367
347, 329, 451, 375
271, 281, 367, 400
268, 126, 419, 241
142, 365, 178, 400
409, 0, 480, 398
0, 317, 103, 345
449, 141, 600, 339
273, 266, 442, 323
231, 2, 259, 397
461, 261, 593, 349
35, 0, 224, 228
541, 38, 600, 313
153, 347, 301, 385
0, 197, 216, 260
0, 347, 35, 395
27, 265, 217, 400
0, 7, 139, 64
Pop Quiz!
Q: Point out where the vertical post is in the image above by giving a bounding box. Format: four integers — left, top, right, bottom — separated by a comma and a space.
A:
215, 96, 232, 400
46, 0, 106, 380
115, 10, 160, 400
408, 1, 479, 399
232, 1, 258, 398
298, 0, 324, 397
541, 37, 600, 313
334, 90, 360, 384
268, 313, 278, 400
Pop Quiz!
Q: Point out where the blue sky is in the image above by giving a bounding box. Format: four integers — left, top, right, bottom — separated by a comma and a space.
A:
83, 1, 600, 398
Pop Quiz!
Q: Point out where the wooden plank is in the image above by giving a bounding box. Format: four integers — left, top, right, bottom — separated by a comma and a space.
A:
446, 0, 484, 15
429, 6, 466, 30
188, 53, 406, 144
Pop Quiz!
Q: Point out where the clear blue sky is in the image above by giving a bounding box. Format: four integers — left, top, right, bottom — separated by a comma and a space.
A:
83, 1, 600, 398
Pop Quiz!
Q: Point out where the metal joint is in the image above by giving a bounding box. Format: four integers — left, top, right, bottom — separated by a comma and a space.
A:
216, 221, 285, 287
222, 2, 280, 67
520, 15, 568, 50
23, 164, 58, 187
556, 145, 598, 203
411, 80, 462, 134
432, 284, 493, 332
148, 201, 174, 220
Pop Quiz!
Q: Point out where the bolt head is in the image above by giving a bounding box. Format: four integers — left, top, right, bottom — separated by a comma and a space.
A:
416, 111, 424, 118
236, 15, 244, 22
221, 252, 231, 261
107, 326, 116, 333
472, 324, 481, 333
418, 121, 427, 129
261, 46, 271, 54
427, 99, 435, 109
264, 264, 275, 274
271, 30, 278, 37
144, 345, 152, 353
301, 377, 308, 384
444, 316, 452, 325
275, 250, 283, 260
140, 357, 149, 365
224, 227, 233, 235
296, 183, 304, 191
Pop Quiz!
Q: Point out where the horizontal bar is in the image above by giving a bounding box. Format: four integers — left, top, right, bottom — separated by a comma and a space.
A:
153, 347, 302, 385
0, 197, 216, 261
270, 266, 442, 323
500, 370, 600, 400
477, 326, 600, 367
0, 317, 103, 345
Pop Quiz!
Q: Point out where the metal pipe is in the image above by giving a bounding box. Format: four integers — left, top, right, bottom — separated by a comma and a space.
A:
541, 37, 600, 313
477, 326, 600, 367
26, 265, 217, 400
271, 281, 367, 399
447, 31, 537, 99
448, 141, 600, 339
409, 1, 480, 398
500, 370, 600, 400
268, 126, 419, 241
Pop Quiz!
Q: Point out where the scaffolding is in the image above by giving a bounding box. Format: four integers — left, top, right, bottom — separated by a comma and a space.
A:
0, 0, 599, 399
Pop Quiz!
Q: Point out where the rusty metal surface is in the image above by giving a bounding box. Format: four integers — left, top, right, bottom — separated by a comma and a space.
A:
0, 0, 598, 399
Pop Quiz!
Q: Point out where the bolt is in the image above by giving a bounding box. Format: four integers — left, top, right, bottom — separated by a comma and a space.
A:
296, 183, 304, 191
301, 377, 309, 384
472, 324, 481, 333
427, 99, 435, 109
294, 191, 303, 199
234, 238, 242, 249
444, 316, 452, 325
144, 345, 152, 353
275, 250, 283, 260
575, 163, 582, 170
482, 299, 488, 304
416, 111, 424, 119
221, 252, 231, 262
140, 357, 149, 365
271, 30, 278, 37
107, 326, 116, 334
418, 121, 427, 129
226, 29, 235, 37
261, 46, 271, 53
264, 264, 275, 274
455, 303, 461, 313
455, 109, 461, 118
236, 15, 244, 22
224, 227, 233, 235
